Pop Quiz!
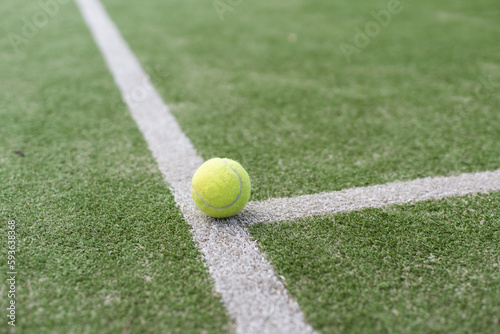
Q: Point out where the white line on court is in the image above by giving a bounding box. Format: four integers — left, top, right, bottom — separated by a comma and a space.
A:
75, 0, 316, 333
233, 169, 500, 225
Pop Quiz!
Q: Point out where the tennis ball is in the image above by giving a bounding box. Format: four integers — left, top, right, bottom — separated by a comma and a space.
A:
191, 158, 251, 218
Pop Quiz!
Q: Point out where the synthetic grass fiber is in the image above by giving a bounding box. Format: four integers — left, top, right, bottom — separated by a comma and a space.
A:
249, 192, 500, 333
102, 0, 500, 200
0, 1, 230, 333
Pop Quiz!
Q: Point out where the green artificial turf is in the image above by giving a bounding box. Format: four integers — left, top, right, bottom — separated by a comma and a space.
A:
2, 0, 499, 333
249, 192, 500, 333
0, 1, 230, 333
102, 0, 500, 200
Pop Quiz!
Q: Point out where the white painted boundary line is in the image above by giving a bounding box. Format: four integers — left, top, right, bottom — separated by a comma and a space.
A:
235, 169, 500, 225
75, 1, 316, 333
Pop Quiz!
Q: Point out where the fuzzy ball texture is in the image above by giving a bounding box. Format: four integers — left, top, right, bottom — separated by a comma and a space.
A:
191, 158, 251, 218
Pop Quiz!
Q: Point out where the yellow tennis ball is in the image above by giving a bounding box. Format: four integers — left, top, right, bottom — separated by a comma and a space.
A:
191, 158, 251, 218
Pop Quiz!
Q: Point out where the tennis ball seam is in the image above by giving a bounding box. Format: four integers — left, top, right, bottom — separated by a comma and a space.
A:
191, 158, 243, 210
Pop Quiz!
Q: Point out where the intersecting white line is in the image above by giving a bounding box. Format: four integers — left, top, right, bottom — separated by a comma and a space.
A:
76, 1, 500, 333
75, 0, 316, 333
233, 169, 500, 225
